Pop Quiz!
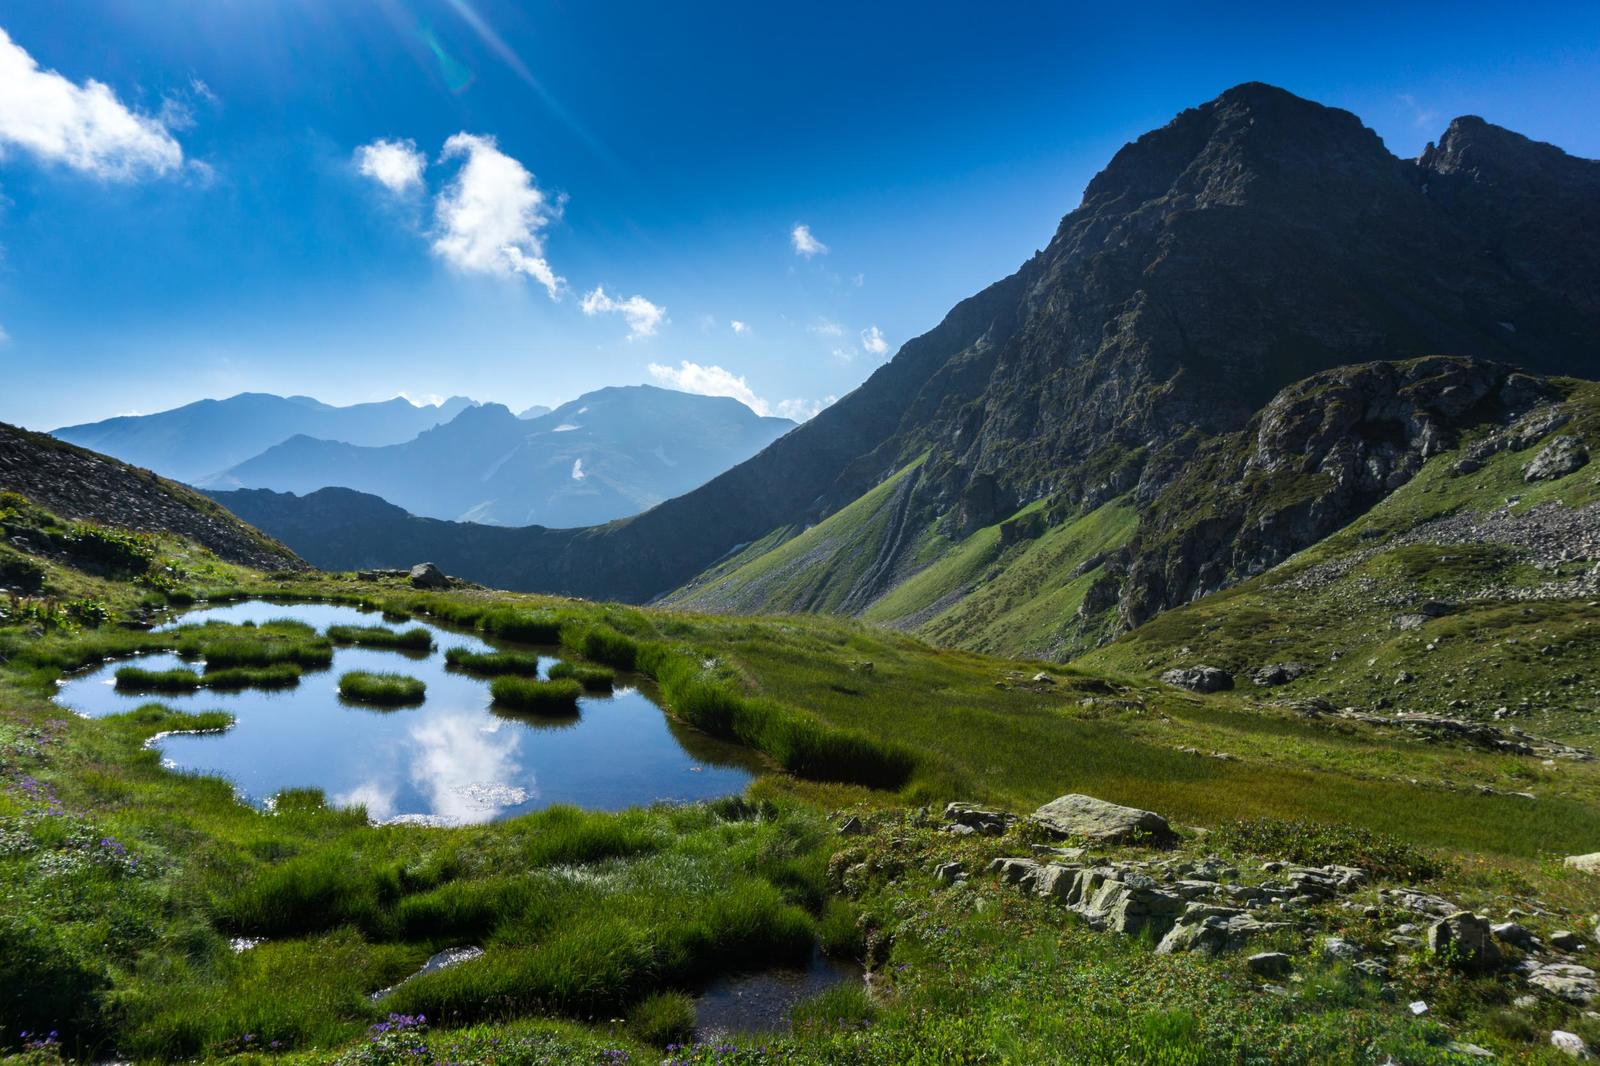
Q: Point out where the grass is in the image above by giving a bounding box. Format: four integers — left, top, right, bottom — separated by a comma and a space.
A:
338, 671, 427, 706
443, 647, 541, 676
327, 624, 433, 651
5, 486, 1600, 1062
546, 661, 615, 691
115, 665, 202, 692
489, 676, 582, 714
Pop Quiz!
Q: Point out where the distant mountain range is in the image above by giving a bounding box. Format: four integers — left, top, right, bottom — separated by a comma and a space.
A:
53, 393, 475, 484
205, 82, 1600, 663
202, 385, 795, 527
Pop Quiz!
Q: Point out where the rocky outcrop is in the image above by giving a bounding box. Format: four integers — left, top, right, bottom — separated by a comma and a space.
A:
409, 562, 451, 589
1160, 666, 1234, 693
1524, 435, 1591, 482
0, 422, 304, 572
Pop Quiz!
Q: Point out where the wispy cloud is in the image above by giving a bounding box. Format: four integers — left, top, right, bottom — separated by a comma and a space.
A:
582, 286, 666, 338
1399, 93, 1438, 130
860, 325, 888, 356
355, 137, 427, 194
791, 223, 828, 257
807, 319, 843, 337
730, 319, 748, 334
0, 26, 182, 179
432, 132, 564, 297
647, 359, 827, 421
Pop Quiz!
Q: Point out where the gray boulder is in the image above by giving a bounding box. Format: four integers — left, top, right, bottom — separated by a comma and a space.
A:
1253, 662, 1312, 687
1526, 961, 1600, 1003
1524, 434, 1590, 482
945, 801, 1014, 835
1553, 930, 1588, 953
1248, 952, 1293, 978
1564, 853, 1600, 874
1156, 903, 1288, 955
1428, 911, 1501, 971
1551, 1030, 1592, 1059
1160, 665, 1234, 693
409, 561, 450, 589
1032, 794, 1176, 845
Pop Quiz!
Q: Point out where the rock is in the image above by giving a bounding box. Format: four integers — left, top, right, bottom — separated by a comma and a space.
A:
1552, 1030, 1593, 1059
944, 802, 1015, 836
1553, 930, 1587, 953
1352, 958, 1389, 980
989, 857, 1045, 886
1566, 853, 1600, 874
933, 861, 967, 885
1448, 1041, 1495, 1059
1031, 671, 1056, 684
1493, 921, 1539, 951
1252, 662, 1311, 686
1525, 961, 1600, 1003
1247, 952, 1292, 978
1160, 666, 1234, 693
1031, 794, 1176, 846
1524, 435, 1590, 482
945, 823, 977, 837
1379, 887, 1459, 917
409, 561, 450, 589
1323, 936, 1362, 961
1427, 911, 1501, 971
1156, 903, 1288, 955
837, 815, 865, 836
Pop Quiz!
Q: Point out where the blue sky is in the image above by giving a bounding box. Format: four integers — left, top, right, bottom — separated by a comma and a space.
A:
1, 0, 1597, 430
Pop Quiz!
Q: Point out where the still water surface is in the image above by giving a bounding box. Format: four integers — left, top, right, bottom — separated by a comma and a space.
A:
54, 600, 758, 824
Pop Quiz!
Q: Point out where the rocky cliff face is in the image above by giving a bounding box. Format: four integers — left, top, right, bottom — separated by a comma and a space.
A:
1116, 357, 1563, 627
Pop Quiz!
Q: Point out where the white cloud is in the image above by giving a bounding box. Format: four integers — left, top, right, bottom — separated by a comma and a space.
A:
775, 396, 836, 422
808, 319, 843, 337
581, 286, 665, 339
356, 137, 426, 194
0, 27, 183, 179
647, 360, 829, 422
432, 132, 564, 297
790, 223, 828, 257
730, 320, 748, 334
571, 458, 586, 480
860, 325, 889, 356
831, 346, 856, 363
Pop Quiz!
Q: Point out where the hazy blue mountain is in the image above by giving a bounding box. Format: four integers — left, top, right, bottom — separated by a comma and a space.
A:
52, 392, 475, 483
203, 385, 796, 527
517, 404, 553, 419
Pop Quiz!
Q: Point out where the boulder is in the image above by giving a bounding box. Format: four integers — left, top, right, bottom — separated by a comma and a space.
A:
1524, 435, 1590, 482
1427, 911, 1501, 971
1552, 930, 1586, 953
1524, 961, 1598, 1003
1160, 666, 1234, 693
1156, 903, 1287, 955
932, 861, 967, 885
1252, 662, 1312, 687
1564, 853, 1600, 874
1493, 921, 1539, 951
1031, 794, 1176, 846
1552, 1030, 1592, 1060
1247, 952, 1292, 978
944, 802, 1014, 836
409, 562, 450, 589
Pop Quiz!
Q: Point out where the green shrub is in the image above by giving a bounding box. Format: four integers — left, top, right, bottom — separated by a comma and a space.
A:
326, 624, 432, 651
546, 661, 615, 691
338, 671, 426, 706
57, 522, 157, 574
572, 625, 639, 671
0, 548, 45, 593
444, 647, 541, 676
1209, 817, 1449, 881
115, 666, 202, 692
490, 676, 582, 714
629, 991, 695, 1046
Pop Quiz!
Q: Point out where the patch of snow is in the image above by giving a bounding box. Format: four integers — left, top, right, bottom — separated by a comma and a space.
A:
553, 423, 581, 432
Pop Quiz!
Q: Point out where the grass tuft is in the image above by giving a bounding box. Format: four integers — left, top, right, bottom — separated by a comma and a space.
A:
444, 647, 542, 676
115, 666, 202, 692
547, 661, 615, 692
326, 624, 432, 650
338, 670, 426, 706
490, 676, 583, 714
